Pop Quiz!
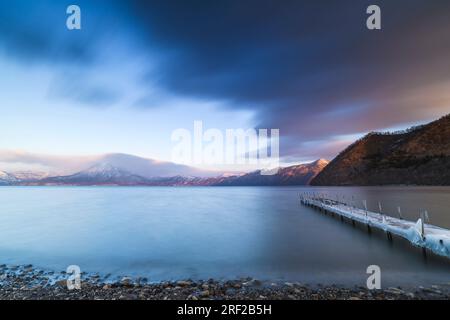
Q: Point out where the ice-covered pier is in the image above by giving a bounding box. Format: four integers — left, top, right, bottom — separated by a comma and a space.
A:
300, 193, 450, 259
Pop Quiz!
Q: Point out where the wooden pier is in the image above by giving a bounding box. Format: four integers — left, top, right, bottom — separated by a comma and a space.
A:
300, 193, 450, 259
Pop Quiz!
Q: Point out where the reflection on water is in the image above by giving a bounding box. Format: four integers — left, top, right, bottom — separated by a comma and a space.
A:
0, 186, 448, 287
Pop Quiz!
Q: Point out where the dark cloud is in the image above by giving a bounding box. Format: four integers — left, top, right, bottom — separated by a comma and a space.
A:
2, 0, 450, 160
125, 0, 450, 159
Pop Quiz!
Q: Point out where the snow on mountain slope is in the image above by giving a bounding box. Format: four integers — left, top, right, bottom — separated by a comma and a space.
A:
1, 152, 330, 186
41, 163, 150, 185
93, 153, 215, 178
10, 171, 49, 181
0, 171, 19, 185
0, 151, 218, 178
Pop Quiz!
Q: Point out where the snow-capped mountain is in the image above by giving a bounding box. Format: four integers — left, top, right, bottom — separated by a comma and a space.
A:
0, 151, 217, 178
0, 152, 224, 186
35, 165, 223, 186
10, 171, 49, 181
79, 153, 214, 178
40, 163, 150, 186
0, 171, 19, 185
0, 151, 329, 186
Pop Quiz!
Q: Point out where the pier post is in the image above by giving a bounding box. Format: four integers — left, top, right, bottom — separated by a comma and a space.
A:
415, 218, 426, 241
350, 196, 355, 214
422, 247, 427, 259
386, 231, 393, 241
424, 210, 430, 223
363, 200, 368, 218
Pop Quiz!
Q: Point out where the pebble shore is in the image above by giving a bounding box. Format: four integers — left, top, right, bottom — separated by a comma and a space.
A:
1, 264, 449, 300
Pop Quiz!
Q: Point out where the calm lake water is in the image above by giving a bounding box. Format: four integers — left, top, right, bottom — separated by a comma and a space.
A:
0, 186, 449, 287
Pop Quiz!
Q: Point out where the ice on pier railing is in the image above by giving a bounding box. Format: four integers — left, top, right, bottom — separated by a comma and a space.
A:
300, 195, 450, 259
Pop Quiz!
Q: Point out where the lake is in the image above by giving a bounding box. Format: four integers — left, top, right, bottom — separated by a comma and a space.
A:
0, 186, 449, 287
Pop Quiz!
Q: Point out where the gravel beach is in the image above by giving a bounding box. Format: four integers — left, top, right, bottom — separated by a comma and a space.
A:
0, 264, 449, 300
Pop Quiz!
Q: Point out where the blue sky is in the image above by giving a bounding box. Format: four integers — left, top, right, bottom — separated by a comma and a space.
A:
1, 0, 450, 171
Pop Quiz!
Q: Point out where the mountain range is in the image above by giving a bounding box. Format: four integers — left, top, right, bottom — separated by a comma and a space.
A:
213, 159, 328, 186
0, 156, 328, 186
2, 114, 449, 186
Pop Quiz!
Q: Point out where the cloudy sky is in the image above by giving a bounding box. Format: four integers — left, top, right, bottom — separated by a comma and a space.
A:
1, 0, 450, 172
